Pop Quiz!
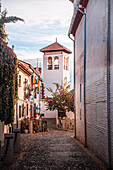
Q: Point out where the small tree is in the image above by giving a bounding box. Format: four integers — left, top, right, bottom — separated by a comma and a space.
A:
44, 82, 74, 114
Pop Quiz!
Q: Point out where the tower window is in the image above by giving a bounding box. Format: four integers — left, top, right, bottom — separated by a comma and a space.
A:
54, 56, 59, 70
48, 57, 52, 70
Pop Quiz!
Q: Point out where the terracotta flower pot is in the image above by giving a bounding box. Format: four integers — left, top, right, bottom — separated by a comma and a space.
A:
24, 129, 28, 134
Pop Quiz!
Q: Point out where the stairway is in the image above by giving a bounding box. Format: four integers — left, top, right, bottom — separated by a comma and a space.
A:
46, 118, 56, 130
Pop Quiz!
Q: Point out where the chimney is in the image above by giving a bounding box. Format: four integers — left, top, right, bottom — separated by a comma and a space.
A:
12, 45, 14, 51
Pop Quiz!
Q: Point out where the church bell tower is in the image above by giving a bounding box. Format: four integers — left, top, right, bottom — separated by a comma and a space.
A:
40, 40, 72, 118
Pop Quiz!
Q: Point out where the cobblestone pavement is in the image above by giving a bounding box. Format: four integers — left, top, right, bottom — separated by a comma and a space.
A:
1, 121, 102, 170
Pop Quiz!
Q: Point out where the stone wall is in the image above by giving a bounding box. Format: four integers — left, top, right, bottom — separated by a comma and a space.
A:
0, 121, 4, 147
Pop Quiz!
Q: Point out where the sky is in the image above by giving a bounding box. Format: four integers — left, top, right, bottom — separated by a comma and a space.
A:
2, 0, 74, 88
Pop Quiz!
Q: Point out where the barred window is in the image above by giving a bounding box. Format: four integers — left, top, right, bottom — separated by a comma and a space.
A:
48, 57, 52, 70
54, 56, 59, 70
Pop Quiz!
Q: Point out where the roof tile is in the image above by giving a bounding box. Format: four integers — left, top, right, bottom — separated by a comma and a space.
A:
40, 42, 72, 54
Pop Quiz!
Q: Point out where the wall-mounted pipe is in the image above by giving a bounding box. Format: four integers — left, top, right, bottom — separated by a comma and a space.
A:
76, 6, 87, 147
83, 12, 87, 148
68, 34, 76, 138
107, 0, 111, 168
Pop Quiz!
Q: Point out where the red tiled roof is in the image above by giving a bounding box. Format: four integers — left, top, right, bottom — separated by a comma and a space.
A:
69, 0, 74, 3
40, 42, 72, 54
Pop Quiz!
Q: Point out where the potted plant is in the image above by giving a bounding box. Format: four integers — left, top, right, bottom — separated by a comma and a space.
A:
21, 117, 29, 133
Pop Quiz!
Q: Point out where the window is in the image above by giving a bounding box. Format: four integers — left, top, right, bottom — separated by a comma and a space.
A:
30, 105, 32, 118
22, 104, 24, 117
54, 56, 59, 70
37, 86, 39, 94
34, 87, 37, 99
48, 57, 52, 70
26, 104, 28, 116
80, 84, 82, 102
24, 78, 27, 100
19, 106, 21, 118
34, 103, 36, 117
19, 75, 21, 87
31, 75, 33, 87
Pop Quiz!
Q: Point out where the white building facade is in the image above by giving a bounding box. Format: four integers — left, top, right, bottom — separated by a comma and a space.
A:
14, 60, 43, 129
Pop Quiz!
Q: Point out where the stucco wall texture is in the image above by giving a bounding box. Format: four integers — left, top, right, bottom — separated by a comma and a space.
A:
110, 0, 113, 165
75, 0, 113, 166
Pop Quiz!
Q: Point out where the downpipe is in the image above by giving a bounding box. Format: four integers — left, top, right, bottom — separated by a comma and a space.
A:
68, 34, 76, 138
76, 6, 87, 147
83, 13, 87, 148
107, 0, 111, 168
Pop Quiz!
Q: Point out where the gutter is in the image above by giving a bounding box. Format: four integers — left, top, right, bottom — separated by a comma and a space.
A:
68, 0, 89, 36
68, 34, 76, 138
107, 0, 111, 168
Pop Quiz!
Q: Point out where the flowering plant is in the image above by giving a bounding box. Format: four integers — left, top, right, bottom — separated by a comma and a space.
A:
44, 82, 74, 113
33, 120, 39, 133
0, 37, 18, 124
21, 118, 29, 130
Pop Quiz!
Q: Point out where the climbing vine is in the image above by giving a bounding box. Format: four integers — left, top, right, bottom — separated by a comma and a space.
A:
0, 37, 18, 125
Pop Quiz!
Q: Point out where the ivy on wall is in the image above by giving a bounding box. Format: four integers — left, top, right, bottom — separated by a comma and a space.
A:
0, 37, 18, 125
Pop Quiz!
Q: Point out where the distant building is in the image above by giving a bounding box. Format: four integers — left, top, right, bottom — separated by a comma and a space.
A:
40, 40, 72, 118
14, 60, 43, 129
69, 0, 113, 168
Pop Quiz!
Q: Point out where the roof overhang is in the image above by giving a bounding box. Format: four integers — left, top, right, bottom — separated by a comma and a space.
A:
40, 42, 72, 54
69, 0, 74, 3
18, 62, 31, 76
40, 49, 72, 54
68, 0, 89, 37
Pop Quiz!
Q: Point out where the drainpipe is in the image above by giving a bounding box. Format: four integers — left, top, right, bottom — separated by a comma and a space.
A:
84, 12, 87, 148
107, 0, 111, 168
76, 6, 87, 147
68, 34, 76, 138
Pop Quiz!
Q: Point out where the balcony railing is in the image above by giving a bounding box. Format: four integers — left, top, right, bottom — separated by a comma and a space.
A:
54, 65, 59, 70
48, 65, 52, 70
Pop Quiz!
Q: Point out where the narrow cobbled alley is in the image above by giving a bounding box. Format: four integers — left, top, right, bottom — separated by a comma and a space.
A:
1, 119, 103, 170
